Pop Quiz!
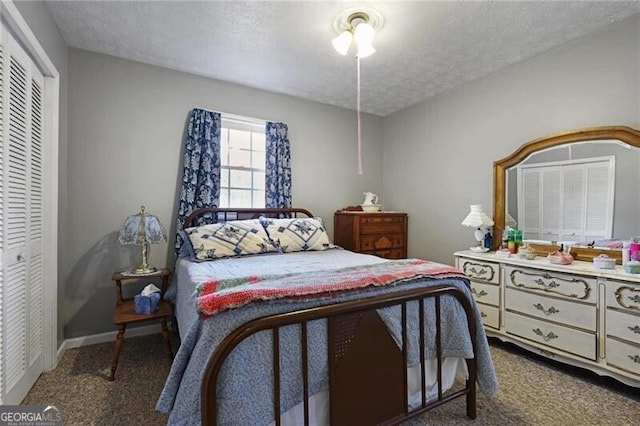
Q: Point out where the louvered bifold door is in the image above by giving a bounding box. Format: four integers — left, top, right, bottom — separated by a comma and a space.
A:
0, 40, 4, 406
560, 166, 585, 243
583, 162, 614, 241
1, 26, 45, 405
28, 73, 44, 371
519, 169, 541, 240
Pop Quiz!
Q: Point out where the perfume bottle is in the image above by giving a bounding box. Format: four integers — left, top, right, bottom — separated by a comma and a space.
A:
623, 240, 631, 264
483, 227, 492, 249
507, 229, 516, 254
515, 229, 523, 251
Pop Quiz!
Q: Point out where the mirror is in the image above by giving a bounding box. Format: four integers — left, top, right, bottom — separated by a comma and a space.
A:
493, 126, 640, 259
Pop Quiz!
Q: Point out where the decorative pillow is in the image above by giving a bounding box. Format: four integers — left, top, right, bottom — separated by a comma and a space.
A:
176, 231, 194, 258
259, 217, 333, 253
183, 219, 278, 261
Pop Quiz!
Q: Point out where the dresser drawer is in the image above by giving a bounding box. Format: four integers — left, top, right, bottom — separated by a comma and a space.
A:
606, 281, 640, 312
470, 281, 499, 306
360, 233, 405, 251
459, 259, 499, 284
504, 266, 597, 304
506, 287, 596, 332
606, 338, 640, 376
477, 303, 499, 330
359, 216, 405, 234
505, 311, 596, 360
607, 309, 640, 345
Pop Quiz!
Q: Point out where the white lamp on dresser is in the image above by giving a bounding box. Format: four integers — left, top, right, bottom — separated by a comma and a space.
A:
461, 204, 494, 252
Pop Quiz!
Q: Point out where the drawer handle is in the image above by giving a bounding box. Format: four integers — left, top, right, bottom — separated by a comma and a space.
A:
628, 325, 640, 334
469, 266, 488, 276
472, 288, 488, 298
629, 355, 640, 364
534, 278, 560, 289
532, 328, 558, 342
480, 311, 487, 318
533, 303, 560, 316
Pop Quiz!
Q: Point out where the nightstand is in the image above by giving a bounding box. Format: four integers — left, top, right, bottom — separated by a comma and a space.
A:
334, 210, 408, 259
110, 267, 174, 381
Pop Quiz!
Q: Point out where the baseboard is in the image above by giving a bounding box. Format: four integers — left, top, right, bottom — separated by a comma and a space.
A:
56, 323, 163, 364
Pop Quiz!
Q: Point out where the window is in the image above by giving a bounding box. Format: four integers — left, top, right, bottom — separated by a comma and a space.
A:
219, 117, 266, 208
517, 156, 615, 243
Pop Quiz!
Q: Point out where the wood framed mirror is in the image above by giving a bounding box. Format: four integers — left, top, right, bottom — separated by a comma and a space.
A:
492, 126, 640, 261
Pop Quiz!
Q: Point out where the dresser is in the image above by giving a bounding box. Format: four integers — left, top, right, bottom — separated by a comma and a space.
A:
455, 250, 640, 387
334, 211, 407, 259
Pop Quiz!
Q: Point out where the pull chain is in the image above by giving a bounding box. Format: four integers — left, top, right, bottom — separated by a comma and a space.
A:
357, 55, 363, 175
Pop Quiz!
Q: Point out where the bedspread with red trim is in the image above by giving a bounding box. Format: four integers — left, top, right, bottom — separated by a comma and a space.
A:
196, 258, 466, 317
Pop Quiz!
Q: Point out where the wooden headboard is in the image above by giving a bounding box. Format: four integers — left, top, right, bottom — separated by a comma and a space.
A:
182, 207, 314, 229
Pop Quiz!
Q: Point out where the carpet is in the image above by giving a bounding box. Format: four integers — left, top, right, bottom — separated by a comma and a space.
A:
22, 334, 640, 425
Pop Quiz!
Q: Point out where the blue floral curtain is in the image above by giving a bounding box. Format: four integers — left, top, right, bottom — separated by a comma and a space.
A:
265, 121, 292, 208
176, 109, 221, 243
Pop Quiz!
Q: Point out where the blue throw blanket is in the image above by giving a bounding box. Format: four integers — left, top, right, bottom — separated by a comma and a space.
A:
156, 274, 498, 425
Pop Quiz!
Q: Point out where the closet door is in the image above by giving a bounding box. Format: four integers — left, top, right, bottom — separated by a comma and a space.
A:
1, 26, 44, 405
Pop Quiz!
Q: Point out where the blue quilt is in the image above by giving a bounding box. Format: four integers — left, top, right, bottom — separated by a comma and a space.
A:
156, 255, 498, 425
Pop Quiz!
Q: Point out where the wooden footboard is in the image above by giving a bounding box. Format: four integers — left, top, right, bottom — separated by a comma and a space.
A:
200, 285, 478, 426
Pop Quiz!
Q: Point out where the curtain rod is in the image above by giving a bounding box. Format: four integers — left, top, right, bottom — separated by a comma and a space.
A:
192, 107, 279, 125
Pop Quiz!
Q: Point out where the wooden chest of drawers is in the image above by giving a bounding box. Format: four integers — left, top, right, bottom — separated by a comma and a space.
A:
333, 211, 407, 259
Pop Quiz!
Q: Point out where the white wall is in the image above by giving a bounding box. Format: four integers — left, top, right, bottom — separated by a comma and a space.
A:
383, 16, 640, 265
65, 48, 383, 337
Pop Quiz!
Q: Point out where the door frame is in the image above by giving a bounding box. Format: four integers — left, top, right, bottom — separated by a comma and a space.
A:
0, 0, 59, 375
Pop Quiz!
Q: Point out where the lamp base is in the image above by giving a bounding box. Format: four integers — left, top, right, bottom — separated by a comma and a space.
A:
133, 264, 157, 275
470, 246, 489, 253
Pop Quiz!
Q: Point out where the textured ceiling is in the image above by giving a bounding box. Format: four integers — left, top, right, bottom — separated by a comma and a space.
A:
45, 1, 640, 117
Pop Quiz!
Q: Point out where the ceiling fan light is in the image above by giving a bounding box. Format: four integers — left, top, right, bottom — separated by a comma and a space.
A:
356, 42, 375, 58
332, 30, 353, 55
353, 22, 375, 45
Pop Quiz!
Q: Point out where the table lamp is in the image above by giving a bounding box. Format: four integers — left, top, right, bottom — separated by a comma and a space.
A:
118, 205, 167, 274
461, 204, 494, 252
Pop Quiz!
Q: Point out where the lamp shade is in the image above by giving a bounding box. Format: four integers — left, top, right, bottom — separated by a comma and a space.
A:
353, 22, 375, 45
461, 204, 494, 228
118, 206, 167, 274
332, 30, 353, 55
354, 22, 375, 58
356, 42, 375, 58
118, 206, 167, 245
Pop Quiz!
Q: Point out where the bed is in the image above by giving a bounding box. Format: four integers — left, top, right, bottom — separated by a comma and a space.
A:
156, 207, 498, 425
